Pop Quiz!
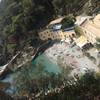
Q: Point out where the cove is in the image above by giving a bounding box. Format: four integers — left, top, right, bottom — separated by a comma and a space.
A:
32, 53, 62, 74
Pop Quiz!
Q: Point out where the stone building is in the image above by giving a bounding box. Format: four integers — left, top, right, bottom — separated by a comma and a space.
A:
76, 14, 100, 44
38, 17, 76, 41
82, 14, 100, 44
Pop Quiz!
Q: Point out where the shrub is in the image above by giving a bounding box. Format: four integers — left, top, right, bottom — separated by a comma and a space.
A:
61, 15, 76, 29
74, 25, 84, 37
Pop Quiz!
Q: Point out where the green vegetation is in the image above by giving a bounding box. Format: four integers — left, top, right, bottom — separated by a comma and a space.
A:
0, 0, 56, 55
0, 0, 90, 57
0, 0, 55, 37
96, 44, 100, 51
13, 62, 64, 96
13, 68, 100, 99
52, 0, 88, 15
0, 0, 89, 38
74, 25, 84, 37
61, 15, 76, 29
88, 0, 99, 15
40, 71, 100, 100
96, 38, 100, 43
0, 0, 96, 52
13, 59, 100, 99
0, 0, 100, 99
95, 38, 100, 51
7, 44, 17, 49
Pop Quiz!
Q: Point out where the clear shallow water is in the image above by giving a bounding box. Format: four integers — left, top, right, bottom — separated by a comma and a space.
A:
2, 53, 62, 95
32, 54, 62, 74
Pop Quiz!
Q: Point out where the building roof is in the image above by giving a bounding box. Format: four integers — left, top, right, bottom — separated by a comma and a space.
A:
80, 14, 100, 38
94, 14, 100, 21
63, 27, 74, 32
93, 14, 100, 28
84, 23, 100, 38
75, 36, 88, 48
75, 16, 91, 26
75, 16, 87, 25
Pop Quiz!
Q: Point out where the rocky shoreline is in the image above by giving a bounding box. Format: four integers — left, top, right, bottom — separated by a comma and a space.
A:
0, 41, 99, 99
44, 41, 99, 76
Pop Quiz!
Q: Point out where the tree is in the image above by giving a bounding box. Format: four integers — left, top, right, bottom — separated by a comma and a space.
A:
95, 38, 100, 51
39, 71, 100, 100
74, 25, 84, 37
61, 15, 76, 29
0, 0, 56, 55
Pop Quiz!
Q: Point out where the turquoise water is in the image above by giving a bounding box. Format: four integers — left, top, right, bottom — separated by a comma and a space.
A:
32, 54, 62, 74
3, 53, 62, 95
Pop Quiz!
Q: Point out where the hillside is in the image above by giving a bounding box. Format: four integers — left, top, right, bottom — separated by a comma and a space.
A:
0, 0, 94, 56
0, 0, 100, 99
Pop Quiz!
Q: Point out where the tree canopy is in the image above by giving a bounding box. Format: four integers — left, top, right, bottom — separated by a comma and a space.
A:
0, 0, 88, 39
0, 0, 55, 38
61, 15, 76, 29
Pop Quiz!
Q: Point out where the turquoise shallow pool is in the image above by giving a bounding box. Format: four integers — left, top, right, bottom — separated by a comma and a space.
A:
3, 53, 62, 95
32, 54, 62, 74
